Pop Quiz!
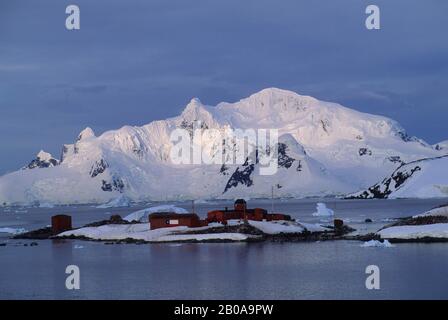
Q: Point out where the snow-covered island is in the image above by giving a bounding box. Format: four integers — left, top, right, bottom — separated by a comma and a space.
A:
54, 219, 336, 244
15, 217, 347, 244
10, 202, 448, 245
14, 202, 354, 244
377, 204, 448, 242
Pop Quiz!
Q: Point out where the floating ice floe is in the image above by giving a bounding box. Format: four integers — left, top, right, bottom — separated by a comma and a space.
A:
380, 218, 397, 223
361, 240, 394, 248
194, 199, 217, 205
312, 203, 334, 217
39, 202, 55, 208
123, 205, 188, 222
0, 227, 27, 235
96, 195, 131, 209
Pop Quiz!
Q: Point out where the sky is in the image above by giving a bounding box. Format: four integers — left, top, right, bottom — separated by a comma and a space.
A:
0, 0, 447, 174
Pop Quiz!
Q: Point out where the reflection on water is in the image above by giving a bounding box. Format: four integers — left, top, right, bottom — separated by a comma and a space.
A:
1, 198, 448, 299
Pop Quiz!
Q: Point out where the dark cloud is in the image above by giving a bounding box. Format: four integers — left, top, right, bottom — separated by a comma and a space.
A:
0, 0, 447, 174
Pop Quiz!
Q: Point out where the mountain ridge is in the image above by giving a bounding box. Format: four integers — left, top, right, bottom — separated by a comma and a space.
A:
0, 88, 445, 205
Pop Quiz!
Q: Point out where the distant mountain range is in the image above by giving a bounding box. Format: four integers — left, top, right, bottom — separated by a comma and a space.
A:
0, 88, 446, 205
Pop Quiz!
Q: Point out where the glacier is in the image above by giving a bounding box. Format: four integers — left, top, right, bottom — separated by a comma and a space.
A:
0, 88, 445, 205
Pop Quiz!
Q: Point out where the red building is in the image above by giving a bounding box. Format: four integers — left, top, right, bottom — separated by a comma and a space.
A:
149, 212, 207, 230
207, 199, 291, 224
148, 200, 292, 230
51, 214, 72, 233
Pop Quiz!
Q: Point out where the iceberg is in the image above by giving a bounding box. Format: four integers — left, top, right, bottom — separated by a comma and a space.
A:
96, 195, 131, 209
312, 203, 334, 217
361, 239, 394, 248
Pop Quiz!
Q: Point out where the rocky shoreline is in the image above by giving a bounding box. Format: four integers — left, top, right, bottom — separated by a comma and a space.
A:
12, 215, 365, 244
10, 210, 448, 245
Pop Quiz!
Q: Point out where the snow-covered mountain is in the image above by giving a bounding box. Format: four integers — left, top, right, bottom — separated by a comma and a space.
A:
349, 155, 448, 199
0, 88, 445, 205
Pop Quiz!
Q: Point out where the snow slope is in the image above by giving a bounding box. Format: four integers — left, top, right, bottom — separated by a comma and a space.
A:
56, 222, 242, 242
378, 223, 448, 240
0, 88, 444, 205
349, 155, 448, 199
413, 205, 448, 218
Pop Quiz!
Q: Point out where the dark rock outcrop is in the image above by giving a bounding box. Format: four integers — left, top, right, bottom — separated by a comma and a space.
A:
90, 159, 109, 178
23, 151, 60, 170
101, 177, 125, 192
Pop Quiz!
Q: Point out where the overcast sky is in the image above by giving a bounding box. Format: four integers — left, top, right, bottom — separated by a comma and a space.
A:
0, 0, 447, 174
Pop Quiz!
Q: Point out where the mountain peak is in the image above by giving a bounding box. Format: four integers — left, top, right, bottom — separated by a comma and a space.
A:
36, 150, 53, 161
189, 97, 202, 105
246, 87, 318, 104
183, 97, 203, 110
77, 127, 95, 142
251, 87, 301, 96
180, 97, 215, 124
22, 150, 60, 170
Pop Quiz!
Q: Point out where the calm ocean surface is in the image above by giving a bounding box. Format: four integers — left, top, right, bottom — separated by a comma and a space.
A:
1, 198, 448, 299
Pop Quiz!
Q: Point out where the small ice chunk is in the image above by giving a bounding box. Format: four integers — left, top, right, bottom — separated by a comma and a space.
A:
39, 202, 55, 208
361, 240, 394, 248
